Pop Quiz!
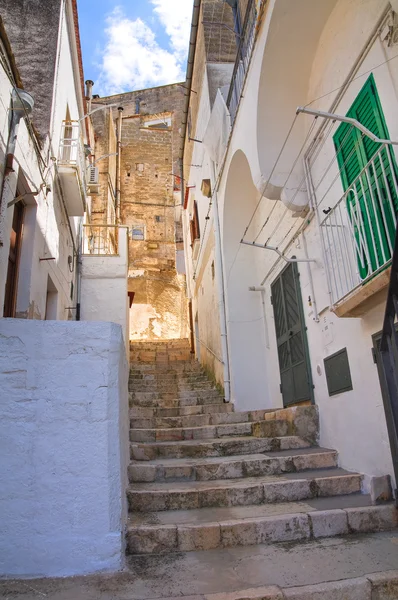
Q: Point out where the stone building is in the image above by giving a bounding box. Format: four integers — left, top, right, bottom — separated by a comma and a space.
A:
90, 84, 188, 340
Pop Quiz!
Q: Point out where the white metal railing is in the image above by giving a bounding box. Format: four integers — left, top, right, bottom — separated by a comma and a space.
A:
82, 224, 119, 256
321, 144, 398, 305
58, 120, 87, 192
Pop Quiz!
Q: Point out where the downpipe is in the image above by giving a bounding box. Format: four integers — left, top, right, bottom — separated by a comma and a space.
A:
210, 160, 231, 402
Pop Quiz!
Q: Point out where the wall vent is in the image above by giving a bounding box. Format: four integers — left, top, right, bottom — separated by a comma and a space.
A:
88, 166, 99, 193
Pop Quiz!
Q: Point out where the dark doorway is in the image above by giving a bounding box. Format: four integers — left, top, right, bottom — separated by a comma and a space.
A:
271, 262, 314, 407
3, 201, 24, 317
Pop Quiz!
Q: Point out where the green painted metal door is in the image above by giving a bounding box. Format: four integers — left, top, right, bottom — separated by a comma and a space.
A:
333, 74, 398, 278
271, 263, 313, 407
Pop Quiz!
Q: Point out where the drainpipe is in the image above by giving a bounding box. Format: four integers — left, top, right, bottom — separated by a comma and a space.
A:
116, 106, 124, 223
248, 286, 269, 348
210, 160, 231, 402
85, 80, 94, 115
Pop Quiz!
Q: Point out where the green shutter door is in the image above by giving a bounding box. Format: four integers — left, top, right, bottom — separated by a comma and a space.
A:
271, 263, 313, 407
333, 74, 398, 280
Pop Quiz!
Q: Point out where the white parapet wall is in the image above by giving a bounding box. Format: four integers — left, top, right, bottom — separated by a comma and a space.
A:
80, 226, 130, 356
0, 319, 129, 578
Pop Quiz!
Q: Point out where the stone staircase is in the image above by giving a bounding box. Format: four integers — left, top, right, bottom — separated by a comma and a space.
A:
127, 339, 398, 557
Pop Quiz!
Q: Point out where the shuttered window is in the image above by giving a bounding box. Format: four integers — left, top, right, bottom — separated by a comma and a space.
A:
333, 74, 398, 279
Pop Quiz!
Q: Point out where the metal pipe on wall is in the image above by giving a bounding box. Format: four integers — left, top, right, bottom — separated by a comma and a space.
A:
210, 160, 231, 402
116, 106, 124, 223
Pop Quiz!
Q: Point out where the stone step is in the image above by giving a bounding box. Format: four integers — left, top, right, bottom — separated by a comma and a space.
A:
130, 403, 235, 419
129, 373, 210, 382
129, 395, 224, 409
127, 469, 362, 512
130, 435, 311, 461
129, 381, 217, 392
128, 447, 338, 482
129, 420, 289, 443
130, 389, 221, 401
130, 362, 203, 373
126, 499, 398, 555
130, 409, 269, 429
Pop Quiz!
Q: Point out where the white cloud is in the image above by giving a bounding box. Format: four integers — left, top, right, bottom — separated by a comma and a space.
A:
150, 0, 193, 59
97, 2, 193, 96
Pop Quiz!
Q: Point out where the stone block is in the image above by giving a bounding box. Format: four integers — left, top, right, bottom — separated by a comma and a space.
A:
263, 479, 311, 503
367, 570, 398, 599
284, 577, 371, 599
346, 505, 398, 533
205, 586, 284, 600
308, 509, 348, 538
127, 525, 177, 554
370, 475, 393, 505
258, 513, 310, 544
128, 464, 157, 483
167, 490, 200, 510
178, 523, 221, 551
199, 487, 229, 508
130, 444, 157, 461
227, 484, 264, 506
315, 475, 362, 497
128, 491, 167, 512
221, 519, 260, 547
130, 429, 156, 443
163, 465, 193, 481
195, 461, 244, 481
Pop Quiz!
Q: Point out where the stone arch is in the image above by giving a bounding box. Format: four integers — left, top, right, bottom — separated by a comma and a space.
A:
256, 0, 337, 211
222, 150, 270, 409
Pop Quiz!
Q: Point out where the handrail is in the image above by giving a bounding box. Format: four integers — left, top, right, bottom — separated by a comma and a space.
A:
226, 0, 256, 108
378, 219, 398, 504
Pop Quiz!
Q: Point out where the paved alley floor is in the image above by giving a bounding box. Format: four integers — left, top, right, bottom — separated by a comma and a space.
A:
1, 532, 398, 599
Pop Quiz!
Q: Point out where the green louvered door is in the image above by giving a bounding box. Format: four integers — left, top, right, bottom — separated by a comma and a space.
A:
271, 263, 313, 407
333, 74, 398, 279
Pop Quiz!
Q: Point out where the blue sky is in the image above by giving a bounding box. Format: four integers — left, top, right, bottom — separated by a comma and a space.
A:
77, 0, 194, 96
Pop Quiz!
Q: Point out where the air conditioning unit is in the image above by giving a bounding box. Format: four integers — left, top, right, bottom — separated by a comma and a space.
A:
88, 166, 99, 193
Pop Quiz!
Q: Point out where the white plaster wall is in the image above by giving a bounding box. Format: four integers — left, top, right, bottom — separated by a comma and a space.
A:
185, 0, 397, 482
81, 227, 129, 355
0, 319, 129, 577
0, 0, 85, 321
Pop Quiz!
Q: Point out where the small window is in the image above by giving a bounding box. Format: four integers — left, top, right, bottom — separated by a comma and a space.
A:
155, 215, 163, 223
132, 226, 145, 241
324, 348, 353, 396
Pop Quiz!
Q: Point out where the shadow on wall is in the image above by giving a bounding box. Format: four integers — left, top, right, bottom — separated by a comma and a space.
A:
223, 149, 270, 410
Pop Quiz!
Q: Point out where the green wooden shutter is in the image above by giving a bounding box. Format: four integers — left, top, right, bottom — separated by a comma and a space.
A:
333, 74, 398, 280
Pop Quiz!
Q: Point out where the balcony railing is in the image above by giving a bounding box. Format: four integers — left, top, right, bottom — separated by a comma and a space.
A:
58, 120, 87, 192
226, 0, 258, 124
82, 224, 119, 256
321, 144, 398, 305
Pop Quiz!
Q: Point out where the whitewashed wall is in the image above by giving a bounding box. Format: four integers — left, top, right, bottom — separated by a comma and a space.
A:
0, 319, 129, 577
186, 0, 397, 483
80, 227, 130, 355
0, 0, 84, 321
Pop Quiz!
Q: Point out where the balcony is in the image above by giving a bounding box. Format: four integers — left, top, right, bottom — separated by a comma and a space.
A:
82, 224, 119, 256
321, 144, 398, 317
58, 120, 87, 216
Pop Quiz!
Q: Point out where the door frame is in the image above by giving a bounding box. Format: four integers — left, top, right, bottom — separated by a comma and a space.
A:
271, 260, 314, 407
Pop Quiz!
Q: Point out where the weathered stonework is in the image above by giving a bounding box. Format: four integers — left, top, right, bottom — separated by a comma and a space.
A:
91, 84, 188, 340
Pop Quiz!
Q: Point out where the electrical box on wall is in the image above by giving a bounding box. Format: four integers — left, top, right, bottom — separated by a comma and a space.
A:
88, 166, 99, 193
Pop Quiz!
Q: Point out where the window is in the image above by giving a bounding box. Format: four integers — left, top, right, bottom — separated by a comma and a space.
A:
143, 116, 171, 129
190, 201, 200, 246
132, 226, 145, 241
333, 74, 398, 278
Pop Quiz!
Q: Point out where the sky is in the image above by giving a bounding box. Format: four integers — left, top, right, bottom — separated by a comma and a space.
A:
77, 0, 194, 97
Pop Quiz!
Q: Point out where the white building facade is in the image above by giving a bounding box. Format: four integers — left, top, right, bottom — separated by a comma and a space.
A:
182, 0, 398, 491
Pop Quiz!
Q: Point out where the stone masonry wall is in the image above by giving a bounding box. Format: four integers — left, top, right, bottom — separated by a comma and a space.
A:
91, 84, 188, 340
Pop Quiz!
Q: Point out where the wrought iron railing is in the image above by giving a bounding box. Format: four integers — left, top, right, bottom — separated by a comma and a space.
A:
226, 0, 257, 124
82, 224, 119, 256
320, 144, 398, 305
58, 120, 87, 192
377, 221, 398, 504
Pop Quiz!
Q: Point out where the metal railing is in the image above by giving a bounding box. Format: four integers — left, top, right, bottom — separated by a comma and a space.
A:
226, 0, 257, 124
320, 144, 398, 305
377, 220, 398, 504
58, 120, 87, 192
82, 224, 119, 256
